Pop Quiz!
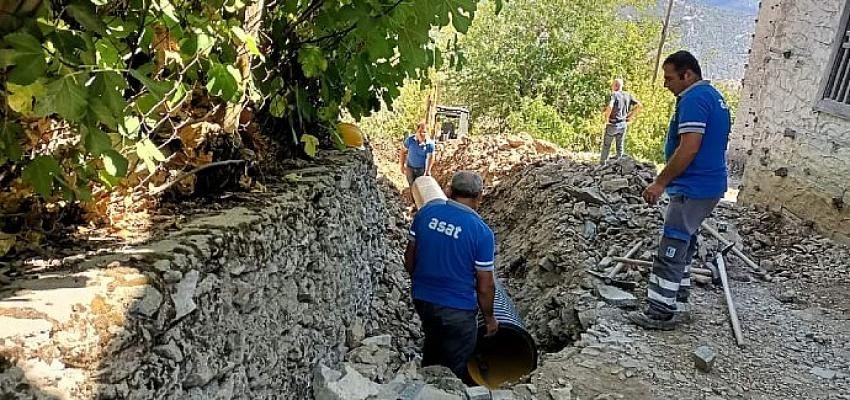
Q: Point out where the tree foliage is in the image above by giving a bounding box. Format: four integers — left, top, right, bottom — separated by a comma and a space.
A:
438, 0, 701, 163
0, 0, 496, 201
0, 0, 500, 250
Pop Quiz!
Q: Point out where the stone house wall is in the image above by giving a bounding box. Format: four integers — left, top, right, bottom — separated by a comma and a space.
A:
730, 0, 850, 242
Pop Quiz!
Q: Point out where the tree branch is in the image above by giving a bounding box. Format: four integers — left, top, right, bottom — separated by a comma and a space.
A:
150, 160, 247, 195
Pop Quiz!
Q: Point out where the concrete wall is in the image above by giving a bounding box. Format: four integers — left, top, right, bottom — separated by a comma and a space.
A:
730, 0, 850, 242
0, 151, 399, 399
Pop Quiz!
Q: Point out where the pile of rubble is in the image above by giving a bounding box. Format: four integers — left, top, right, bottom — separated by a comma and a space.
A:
713, 204, 850, 287
367, 133, 565, 195
468, 147, 850, 348
479, 157, 664, 351
429, 134, 565, 191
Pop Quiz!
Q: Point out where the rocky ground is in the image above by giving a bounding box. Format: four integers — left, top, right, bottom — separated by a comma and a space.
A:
2, 133, 848, 399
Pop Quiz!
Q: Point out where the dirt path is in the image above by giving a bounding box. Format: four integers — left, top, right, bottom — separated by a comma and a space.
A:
530, 278, 850, 400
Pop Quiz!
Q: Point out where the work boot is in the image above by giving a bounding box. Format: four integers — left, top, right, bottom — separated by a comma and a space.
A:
674, 302, 692, 323
625, 309, 680, 331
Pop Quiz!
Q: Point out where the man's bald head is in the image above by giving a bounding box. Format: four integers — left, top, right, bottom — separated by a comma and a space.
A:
612, 78, 624, 91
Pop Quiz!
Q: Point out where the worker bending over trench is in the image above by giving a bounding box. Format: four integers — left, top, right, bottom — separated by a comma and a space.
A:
404, 171, 498, 383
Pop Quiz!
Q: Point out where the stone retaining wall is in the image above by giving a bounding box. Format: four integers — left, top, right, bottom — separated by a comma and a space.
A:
0, 151, 394, 399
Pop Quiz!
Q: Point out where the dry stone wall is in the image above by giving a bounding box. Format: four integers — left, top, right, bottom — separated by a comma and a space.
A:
730, 0, 850, 242
0, 151, 397, 399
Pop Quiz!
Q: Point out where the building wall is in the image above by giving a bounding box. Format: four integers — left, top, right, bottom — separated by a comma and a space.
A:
732, 0, 850, 242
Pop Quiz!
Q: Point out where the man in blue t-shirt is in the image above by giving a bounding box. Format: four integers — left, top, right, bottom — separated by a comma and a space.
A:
627, 50, 731, 331
404, 171, 498, 382
399, 121, 436, 186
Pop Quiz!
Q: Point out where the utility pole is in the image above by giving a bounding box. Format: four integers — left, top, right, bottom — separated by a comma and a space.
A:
653, 0, 675, 84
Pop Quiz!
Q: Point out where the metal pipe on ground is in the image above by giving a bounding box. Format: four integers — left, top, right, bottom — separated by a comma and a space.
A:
716, 244, 746, 347
468, 280, 538, 389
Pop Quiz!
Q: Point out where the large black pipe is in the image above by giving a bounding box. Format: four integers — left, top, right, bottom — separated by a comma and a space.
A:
467, 279, 538, 388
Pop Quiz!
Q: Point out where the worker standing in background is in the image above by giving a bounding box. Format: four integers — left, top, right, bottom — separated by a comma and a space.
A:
600, 78, 642, 164
404, 171, 499, 382
399, 121, 436, 187
627, 51, 731, 330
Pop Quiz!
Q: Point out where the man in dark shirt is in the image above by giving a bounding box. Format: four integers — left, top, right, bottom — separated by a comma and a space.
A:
600, 78, 642, 164
404, 171, 499, 382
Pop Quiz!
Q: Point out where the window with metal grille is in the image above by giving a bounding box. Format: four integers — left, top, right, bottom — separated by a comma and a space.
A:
818, 6, 850, 119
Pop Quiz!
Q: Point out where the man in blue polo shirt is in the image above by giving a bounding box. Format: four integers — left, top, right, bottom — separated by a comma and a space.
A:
627, 50, 731, 330
399, 121, 436, 186
404, 171, 498, 381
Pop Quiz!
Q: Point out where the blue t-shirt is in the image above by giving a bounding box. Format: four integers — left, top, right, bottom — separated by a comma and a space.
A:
404, 135, 436, 168
408, 200, 496, 311
664, 81, 731, 198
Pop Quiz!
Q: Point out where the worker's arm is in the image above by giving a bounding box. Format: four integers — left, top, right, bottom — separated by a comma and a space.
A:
475, 228, 498, 337
626, 103, 643, 122
643, 133, 702, 204
404, 241, 416, 277
399, 148, 408, 174
476, 270, 497, 336
424, 145, 435, 175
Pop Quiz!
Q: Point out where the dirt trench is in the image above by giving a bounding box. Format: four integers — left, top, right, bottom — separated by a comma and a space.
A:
371, 133, 850, 399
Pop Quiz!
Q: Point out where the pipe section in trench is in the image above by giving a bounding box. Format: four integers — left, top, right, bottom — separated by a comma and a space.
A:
468, 280, 538, 388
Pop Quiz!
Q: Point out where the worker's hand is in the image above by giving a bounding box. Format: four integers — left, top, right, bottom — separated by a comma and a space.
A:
424, 170, 430, 176
642, 181, 665, 205
627, 116, 634, 123
400, 164, 407, 174
484, 315, 499, 337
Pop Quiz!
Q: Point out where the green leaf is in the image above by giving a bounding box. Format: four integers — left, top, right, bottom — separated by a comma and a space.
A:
330, 128, 346, 151
365, 30, 392, 60
76, 185, 93, 202
6, 81, 46, 116
129, 69, 171, 99
120, 116, 141, 137
231, 26, 263, 59
46, 75, 89, 122
300, 134, 319, 158
83, 126, 112, 156
269, 95, 287, 118
22, 156, 63, 198
3, 32, 47, 85
224, 0, 246, 13
88, 72, 127, 129
297, 45, 327, 78
206, 62, 240, 102
136, 138, 166, 173
88, 97, 117, 128
106, 19, 136, 39
101, 150, 128, 177
67, 2, 108, 35
169, 82, 188, 107
4, 32, 41, 52
98, 169, 120, 188
0, 49, 17, 68
95, 39, 120, 67
134, 93, 159, 116
0, 123, 23, 162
